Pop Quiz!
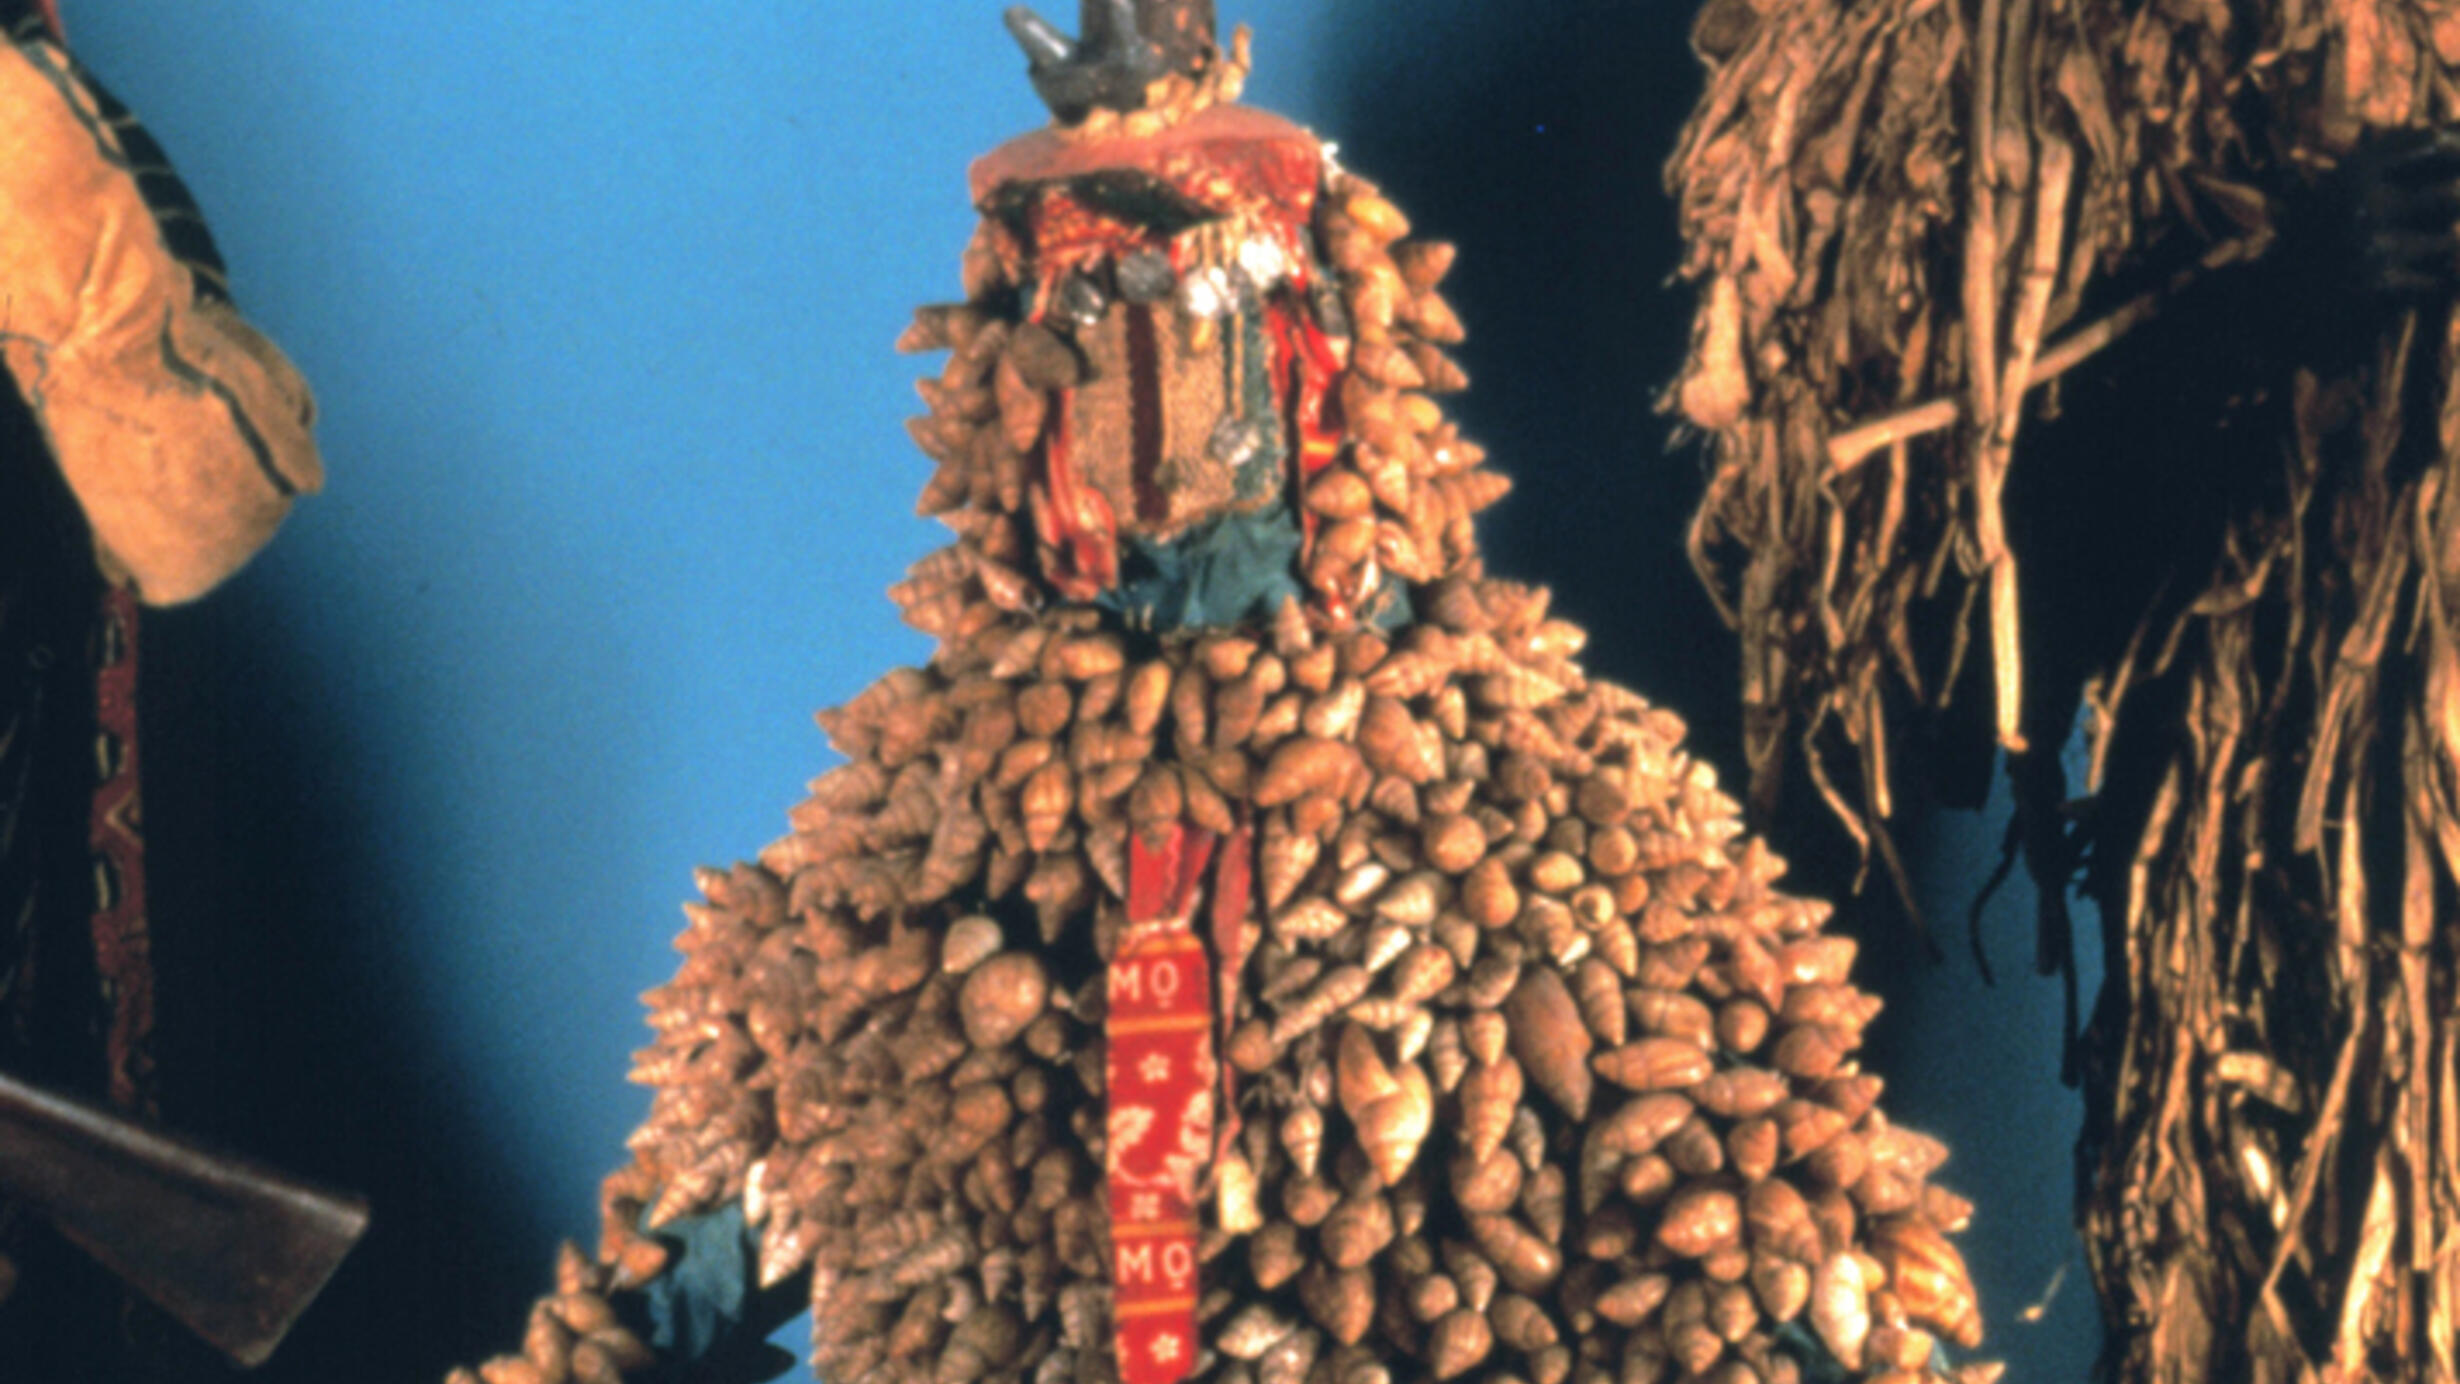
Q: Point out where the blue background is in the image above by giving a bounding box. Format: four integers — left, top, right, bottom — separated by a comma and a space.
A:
59, 2, 2098, 1379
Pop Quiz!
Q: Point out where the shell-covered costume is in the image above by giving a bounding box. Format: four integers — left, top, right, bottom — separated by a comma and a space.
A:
453, 16, 1991, 1384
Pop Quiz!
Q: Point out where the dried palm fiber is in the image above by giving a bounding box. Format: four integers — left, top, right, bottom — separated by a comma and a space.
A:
1670, 0, 2460, 1380
448, 12, 1994, 1384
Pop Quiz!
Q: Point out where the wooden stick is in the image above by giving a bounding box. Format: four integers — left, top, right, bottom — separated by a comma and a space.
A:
1975, 134, 2073, 755
1099, 0, 1215, 75
1825, 231, 2275, 475
1961, 0, 2005, 438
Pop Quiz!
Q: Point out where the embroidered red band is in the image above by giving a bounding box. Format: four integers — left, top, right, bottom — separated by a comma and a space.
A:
1110, 825, 1238, 1384
87, 588, 153, 1114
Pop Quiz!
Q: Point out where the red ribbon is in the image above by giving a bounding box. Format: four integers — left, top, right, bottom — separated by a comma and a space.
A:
87, 588, 153, 1114
1031, 393, 1120, 601
1266, 299, 1354, 618
1109, 823, 1253, 1384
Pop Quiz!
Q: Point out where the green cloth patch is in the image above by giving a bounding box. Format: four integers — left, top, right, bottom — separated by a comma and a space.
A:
632, 1203, 799, 1383
1098, 501, 1304, 631
1097, 501, 1411, 633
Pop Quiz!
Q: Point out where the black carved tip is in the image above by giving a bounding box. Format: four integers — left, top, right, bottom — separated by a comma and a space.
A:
1003, 7, 1077, 68
1003, 1, 1170, 123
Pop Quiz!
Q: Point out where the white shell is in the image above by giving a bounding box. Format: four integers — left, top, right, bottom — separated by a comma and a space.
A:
942, 915, 1004, 972
1808, 1251, 1872, 1370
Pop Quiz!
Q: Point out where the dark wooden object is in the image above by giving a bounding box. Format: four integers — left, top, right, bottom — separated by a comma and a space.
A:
1100, 0, 1213, 78
0, 1069, 367, 1368
1003, 0, 1216, 120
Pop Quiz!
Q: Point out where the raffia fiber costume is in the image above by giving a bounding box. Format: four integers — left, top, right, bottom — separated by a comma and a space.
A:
453, 13, 1992, 1384
1669, 1, 2460, 1379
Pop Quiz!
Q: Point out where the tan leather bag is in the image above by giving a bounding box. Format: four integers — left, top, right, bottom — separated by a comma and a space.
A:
0, 34, 321, 604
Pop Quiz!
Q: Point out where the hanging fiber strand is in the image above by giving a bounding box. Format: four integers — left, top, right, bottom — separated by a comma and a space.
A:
1670, 1, 2460, 1380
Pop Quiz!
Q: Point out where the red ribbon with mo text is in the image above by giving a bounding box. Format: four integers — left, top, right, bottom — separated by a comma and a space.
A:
1108, 823, 1253, 1384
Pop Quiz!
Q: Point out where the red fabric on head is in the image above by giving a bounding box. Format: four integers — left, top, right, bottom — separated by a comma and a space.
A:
971, 105, 1321, 229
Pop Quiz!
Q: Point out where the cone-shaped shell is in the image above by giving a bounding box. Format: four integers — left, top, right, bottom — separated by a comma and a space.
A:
1658, 1183, 1743, 1259
1457, 1055, 1524, 1164
1337, 1022, 1402, 1115
1359, 1067, 1434, 1187
1870, 1214, 1983, 1349
1593, 1037, 1714, 1092
1297, 1262, 1375, 1345
1808, 1252, 1873, 1370
1425, 1309, 1492, 1381
1502, 968, 1594, 1119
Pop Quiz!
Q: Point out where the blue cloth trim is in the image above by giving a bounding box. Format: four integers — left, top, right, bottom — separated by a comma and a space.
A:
1095, 501, 1415, 634
1099, 501, 1308, 632
638, 1203, 760, 1365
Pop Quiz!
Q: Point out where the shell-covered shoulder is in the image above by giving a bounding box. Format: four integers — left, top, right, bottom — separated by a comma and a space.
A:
605, 569, 1988, 1382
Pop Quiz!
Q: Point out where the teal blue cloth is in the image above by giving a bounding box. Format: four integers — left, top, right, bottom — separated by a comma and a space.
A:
631, 1203, 799, 1383
1096, 500, 1412, 633
1770, 1321, 1855, 1384
1099, 502, 1306, 631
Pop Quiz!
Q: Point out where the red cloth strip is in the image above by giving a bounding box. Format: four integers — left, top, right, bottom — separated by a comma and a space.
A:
87, 589, 153, 1114
1268, 298, 1354, 617
1033, 395, 1120, 600
1125, 306, 1168, 526
1111, 825, 1233, 1384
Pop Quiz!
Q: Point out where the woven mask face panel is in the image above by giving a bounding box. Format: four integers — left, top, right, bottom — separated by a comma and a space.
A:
1061, 280, 1283, 544
969, 106, 1352, 621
